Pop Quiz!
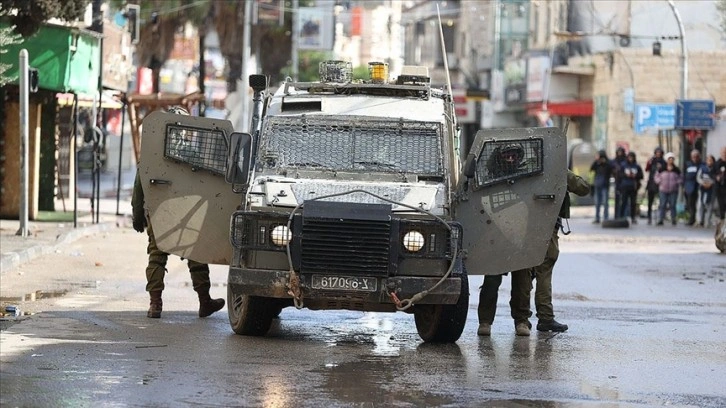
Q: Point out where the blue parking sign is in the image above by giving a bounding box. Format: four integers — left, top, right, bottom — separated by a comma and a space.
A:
634, 104, 675, 134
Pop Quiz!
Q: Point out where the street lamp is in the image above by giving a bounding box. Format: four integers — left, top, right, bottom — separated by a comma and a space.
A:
667, 0, 687, 100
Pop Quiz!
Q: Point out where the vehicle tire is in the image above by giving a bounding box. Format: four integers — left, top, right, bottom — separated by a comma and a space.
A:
227, 286, 276, 336
601, 218, 630, 229
413, 266, 469, 343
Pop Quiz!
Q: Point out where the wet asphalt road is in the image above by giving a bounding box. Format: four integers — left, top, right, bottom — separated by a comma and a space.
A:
1, 218, 725, 407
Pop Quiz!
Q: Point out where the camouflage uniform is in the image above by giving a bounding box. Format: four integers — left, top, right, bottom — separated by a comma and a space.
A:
132, 170, 223, 318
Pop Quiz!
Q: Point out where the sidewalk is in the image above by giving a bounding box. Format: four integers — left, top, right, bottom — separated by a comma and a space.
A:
1, 197, 132, 274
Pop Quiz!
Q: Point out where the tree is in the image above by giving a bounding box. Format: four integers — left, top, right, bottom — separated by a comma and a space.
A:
0, 22, 22, 86
210, 0, 245, 92
717, 0, 726, 35
111, 0, 210, 93
0, 0, 89, 37
212, 0, 313, 91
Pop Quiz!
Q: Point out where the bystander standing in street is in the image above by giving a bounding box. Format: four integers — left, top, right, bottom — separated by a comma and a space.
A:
612, 146, 628, 218
684, 149, 706, 226
697, 154, 717, 227
715, 147, 726, 221
645, 147, 666, 225
590, 149, 613, 223
617, 152, 643, 224
655, 152, 682, 226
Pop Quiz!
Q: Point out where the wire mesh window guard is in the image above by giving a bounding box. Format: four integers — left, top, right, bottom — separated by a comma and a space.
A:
164, 124, 228, 175
475, 138, 543, 187
260, 116, 444, 176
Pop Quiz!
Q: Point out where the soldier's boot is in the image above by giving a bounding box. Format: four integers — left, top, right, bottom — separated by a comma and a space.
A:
147, 290, 163, 318
515, 321, 531, 337
196, 287, 225, 318
477, 323, 492, 336
537, 319, 568, 332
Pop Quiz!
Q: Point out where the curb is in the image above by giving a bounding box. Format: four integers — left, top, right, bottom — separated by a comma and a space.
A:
0, 222, 118, 273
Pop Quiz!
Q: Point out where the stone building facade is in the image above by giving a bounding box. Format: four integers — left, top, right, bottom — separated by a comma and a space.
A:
570, 48, 726, 163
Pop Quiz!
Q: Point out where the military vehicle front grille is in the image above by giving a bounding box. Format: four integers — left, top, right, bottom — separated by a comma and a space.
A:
301, 219, 391, 276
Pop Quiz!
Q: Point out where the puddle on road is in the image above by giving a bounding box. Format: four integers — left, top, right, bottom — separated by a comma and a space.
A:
312, 358, 455, 407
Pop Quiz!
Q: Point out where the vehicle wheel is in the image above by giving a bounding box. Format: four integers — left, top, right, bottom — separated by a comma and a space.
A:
227, 286, 276, 336
601, 218, 630, 229
413, 266, 469, 343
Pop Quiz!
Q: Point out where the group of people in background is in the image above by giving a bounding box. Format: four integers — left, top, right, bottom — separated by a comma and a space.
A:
590, 145, 726, 227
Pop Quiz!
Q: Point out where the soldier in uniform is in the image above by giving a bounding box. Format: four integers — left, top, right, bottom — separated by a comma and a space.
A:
477, 270, 533, 337
131, 107, 225, 319
478, 144, 537, 337
532, 170, 590, 332
477, 170, 590, 337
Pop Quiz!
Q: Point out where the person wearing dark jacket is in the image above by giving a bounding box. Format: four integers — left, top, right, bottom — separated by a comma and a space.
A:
612, 146, 628, 218
590, 149, 613, 223
645, 147, 666, 224
683, 149, 706, 226
617, 152, 644, 224
715, 147, 726, 221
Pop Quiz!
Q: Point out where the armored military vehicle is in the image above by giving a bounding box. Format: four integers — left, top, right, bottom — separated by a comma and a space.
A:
139, 62, 566, 343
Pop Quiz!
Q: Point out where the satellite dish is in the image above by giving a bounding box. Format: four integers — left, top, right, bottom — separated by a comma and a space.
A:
619, 35, 631, 47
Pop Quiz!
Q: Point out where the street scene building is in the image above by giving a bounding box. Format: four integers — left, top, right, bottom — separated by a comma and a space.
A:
2, 1, 725, 218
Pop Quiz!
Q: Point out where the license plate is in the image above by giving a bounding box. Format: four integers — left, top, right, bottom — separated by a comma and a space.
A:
310, 275, 377, 292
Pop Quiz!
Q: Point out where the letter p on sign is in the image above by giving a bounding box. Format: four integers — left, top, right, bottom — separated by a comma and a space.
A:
638, 105, 652, 125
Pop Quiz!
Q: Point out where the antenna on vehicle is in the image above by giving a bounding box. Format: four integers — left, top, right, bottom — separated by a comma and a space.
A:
436, 6, 454, 101
437, 3, 459, 162
437, 4, 457, 131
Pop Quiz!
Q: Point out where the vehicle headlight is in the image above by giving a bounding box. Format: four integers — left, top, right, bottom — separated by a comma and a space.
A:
270, 225, 292, 246
402, 231, 425, 252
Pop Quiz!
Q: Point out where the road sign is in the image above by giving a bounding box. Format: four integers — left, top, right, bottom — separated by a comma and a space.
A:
634, 103, 675, 134
675, 99, 715, 129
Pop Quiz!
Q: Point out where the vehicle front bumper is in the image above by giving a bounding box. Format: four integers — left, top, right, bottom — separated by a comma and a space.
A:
227, 267, 462, 309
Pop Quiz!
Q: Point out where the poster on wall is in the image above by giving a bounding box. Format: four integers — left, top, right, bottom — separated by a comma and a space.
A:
491, 70, 505, 112
594, 95, 609, 150
297, 7, 334, 50
255, 0, 283, 25
526, 54, 550, 102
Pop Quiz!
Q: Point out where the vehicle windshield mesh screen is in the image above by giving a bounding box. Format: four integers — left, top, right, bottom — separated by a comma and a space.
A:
260, 116, 443, 175
164, 124, 227, 175
475, 138, 543, 187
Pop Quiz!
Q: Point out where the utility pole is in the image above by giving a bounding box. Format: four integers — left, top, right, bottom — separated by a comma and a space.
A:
240, 0, 252, 132
292, 0, 299, 81
667, 0, 687, 100
16, 49, 29, 237
90, 0, 103, 224
666, 0, 689, 164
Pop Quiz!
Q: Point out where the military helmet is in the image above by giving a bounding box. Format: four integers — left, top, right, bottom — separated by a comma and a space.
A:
167, 105, 189, 115
498, 143, 524, 161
